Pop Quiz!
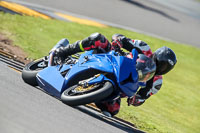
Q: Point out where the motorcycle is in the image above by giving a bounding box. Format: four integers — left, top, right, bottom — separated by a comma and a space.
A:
22, 39, 139, 106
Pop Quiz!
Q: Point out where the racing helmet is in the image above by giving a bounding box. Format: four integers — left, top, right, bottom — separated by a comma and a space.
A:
153, 46, 177, 75
136, 54, 156, 82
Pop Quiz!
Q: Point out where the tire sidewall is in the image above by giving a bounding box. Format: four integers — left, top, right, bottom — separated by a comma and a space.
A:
61, 82, 113, 106
22, 58, 44, 86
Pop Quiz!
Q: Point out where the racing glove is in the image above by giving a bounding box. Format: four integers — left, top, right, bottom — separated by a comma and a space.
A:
111, 34, 144, 54
111, 34, 128, 49
127, 94, 146, 107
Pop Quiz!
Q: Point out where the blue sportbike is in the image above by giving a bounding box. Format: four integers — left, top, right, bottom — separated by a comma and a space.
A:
22, 39, 140, 106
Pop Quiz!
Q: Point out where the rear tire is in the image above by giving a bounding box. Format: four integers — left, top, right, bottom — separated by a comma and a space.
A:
61, 81, 113, 106
22, 58, 47, 86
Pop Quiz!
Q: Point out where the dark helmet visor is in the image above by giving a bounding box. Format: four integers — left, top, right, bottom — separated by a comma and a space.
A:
136, 54, 156, 82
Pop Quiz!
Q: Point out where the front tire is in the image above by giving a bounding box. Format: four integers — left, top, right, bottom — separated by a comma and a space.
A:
61, 81, 113, 106
22, 58, 47, 86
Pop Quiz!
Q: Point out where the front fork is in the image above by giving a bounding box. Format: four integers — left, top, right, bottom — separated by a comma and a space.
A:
78, 73, 116, 89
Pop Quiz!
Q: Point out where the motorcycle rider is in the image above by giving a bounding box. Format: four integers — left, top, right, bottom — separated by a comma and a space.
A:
54, 32, 177, 117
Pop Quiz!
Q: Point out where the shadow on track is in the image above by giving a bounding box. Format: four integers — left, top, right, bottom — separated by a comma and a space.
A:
74, 105, 145, 133
34, 86, 144, 133
122, 0, 179, 22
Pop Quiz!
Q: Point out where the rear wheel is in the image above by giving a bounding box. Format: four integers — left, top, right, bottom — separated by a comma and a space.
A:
61, 81, 113, 106
22, 58, 47, 86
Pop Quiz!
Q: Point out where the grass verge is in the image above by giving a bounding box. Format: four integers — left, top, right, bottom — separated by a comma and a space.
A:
0, 12, 200, 133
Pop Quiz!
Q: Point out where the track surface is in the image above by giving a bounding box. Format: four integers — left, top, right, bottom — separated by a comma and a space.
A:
6, 0, 200, 47
0, 61, 143, 133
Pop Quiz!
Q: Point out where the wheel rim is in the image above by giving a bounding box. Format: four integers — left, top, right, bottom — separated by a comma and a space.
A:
29, 60, 47, 71
65, 84, 101, 96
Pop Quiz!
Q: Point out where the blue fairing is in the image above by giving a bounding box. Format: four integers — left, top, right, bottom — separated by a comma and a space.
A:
36, 66, 66, 98
36, 49, 139, 98
61, 51, 114, 92
69, 51, 114, 75
113, 56, 139, 97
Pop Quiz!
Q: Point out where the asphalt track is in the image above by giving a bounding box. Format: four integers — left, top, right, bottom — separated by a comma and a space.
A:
5, 0, 200, 48
0, 61, 144, 133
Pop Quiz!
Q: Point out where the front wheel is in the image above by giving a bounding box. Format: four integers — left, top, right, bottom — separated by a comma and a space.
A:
22, 58, 47, 86
61, 82, 113, 106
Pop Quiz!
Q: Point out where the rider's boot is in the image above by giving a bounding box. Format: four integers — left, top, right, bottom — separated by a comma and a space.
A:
54, 40, 83, 58
50, 38, 69, 53
102, 111, 112, 117
95, 98, 121, 117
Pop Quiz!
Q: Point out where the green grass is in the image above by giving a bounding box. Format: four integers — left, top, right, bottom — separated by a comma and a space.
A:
0, 12, 200, 133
